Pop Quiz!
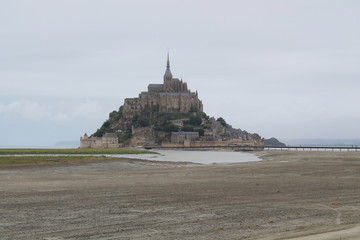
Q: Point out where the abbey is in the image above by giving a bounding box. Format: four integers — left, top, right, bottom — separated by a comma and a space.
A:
80, 54, 263, 148
122, 54, 203, 128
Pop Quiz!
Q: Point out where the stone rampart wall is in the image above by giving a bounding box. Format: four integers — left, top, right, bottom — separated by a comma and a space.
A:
162, 139, 263, 148
80, 135, 119, 148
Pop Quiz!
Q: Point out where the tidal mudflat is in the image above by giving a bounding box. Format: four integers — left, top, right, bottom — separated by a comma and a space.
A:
0, 151, 359, 239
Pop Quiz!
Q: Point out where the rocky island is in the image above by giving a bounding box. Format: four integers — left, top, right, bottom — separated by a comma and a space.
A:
80, 54, 263, 148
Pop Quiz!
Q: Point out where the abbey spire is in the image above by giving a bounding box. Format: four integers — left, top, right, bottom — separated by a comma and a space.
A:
163, 51, 173, 82
166, 51, 170, 69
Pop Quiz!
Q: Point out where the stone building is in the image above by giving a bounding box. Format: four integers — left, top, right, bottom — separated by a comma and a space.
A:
80, 133, 119, 148
171, 131, 200, 144
122, 53, 203, 128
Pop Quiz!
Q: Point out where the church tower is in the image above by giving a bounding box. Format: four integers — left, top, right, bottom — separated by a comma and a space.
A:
163, 52, 173, 82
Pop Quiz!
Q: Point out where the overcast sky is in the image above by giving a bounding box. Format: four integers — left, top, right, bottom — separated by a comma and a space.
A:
1, 0, 359, 146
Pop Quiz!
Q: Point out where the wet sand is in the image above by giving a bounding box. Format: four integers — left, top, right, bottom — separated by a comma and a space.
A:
0, 151, 359, 239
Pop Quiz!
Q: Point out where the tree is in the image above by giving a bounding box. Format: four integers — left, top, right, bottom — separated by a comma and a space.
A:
182, 125, 194, 132
216, 117, 227, 126
196, 128, 205, 136
201, 112, 209, 120
136, 116, 150, 127
188, 116, 202, 126
202, 123, 211, 129
109, 110, 120, 122
118, 106, 124, 117
93, 128, 105, 137
132, 115, 139, 123
190, 105, 199, 113
163, 124, 179, 132
102, 120, 111, 128
120, 130, 132, 142
92, 119, 114, 137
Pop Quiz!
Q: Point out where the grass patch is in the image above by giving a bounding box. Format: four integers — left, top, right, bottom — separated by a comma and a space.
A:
0, 148, 155, 155
0, 155, 115, 166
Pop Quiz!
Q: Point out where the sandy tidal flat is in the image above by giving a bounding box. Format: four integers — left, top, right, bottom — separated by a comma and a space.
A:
0, 151, 360, 239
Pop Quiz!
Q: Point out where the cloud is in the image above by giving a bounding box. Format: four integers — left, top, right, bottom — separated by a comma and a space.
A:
69, 100, 105, 119
0, 99, 107, 122
0, 100, 52, 121
0, 0, 359, 144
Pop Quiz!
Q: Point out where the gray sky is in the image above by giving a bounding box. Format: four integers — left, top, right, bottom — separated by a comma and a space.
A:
1, 0, 359, 146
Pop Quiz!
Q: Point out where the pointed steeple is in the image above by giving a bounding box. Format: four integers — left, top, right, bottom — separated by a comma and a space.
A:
166, 51, 170, 69
164, 50, 173, 82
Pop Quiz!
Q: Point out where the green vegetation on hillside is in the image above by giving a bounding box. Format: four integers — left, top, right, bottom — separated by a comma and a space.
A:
184, 115, 202, 126
93, 120, 115, 137
152, 111, 202, 133
196, 128, 205, 136
216, 117, 227, 127
133, 116, 150, 127
155, 112, 194, 123
93, 106, 124, 137
120, 130, 132, 143
91, 101, 233, 144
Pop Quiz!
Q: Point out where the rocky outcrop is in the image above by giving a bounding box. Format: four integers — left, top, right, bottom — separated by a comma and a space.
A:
264, 137, 286, 146
129, 126, 156, 146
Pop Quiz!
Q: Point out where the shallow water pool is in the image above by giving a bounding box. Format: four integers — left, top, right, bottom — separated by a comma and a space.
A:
113, 149, 261, 164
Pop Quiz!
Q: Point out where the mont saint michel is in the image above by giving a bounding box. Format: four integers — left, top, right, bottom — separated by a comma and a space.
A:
80, 54, 263, 148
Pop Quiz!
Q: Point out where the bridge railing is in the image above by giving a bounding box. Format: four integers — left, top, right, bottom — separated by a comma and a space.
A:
263, 145, 360, 151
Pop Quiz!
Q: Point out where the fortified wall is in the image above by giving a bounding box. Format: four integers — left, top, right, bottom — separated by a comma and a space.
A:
162, 139, 264, 148
80, 133, 119, 148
